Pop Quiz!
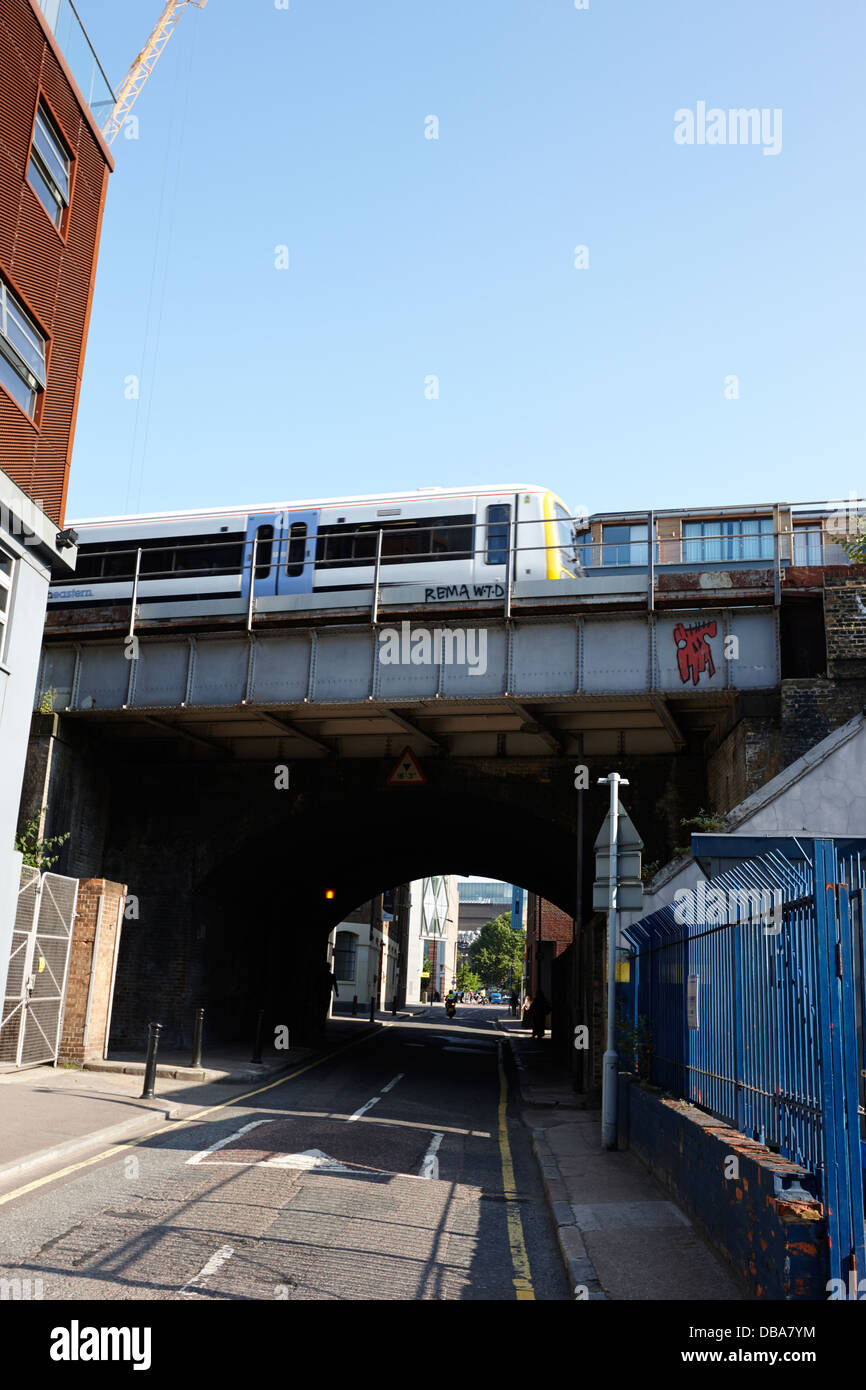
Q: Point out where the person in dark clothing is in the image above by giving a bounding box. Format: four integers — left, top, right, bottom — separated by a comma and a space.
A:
527, 989, 549, 1040
510, 990, 519, 1017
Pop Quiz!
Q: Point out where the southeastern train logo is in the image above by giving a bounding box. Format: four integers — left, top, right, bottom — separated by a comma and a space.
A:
49, 587, 93, 599
673, 619, 717, 686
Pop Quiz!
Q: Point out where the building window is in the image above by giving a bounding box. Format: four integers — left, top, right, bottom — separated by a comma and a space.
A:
602, 523, 648, 567
0, 280, 47, 418
334, 931, 357, 982
28, 102, 72, 230
0, 545, 15, 664
683, 517, 773, 563
484, 504, 511, 565
793, 526, 823, 566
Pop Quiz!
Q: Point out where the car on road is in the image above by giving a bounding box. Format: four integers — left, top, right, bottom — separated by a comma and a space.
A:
489, 992, 503, 1003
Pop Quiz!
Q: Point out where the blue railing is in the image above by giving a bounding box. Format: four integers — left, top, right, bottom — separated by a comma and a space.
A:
623, 837, 866, 1284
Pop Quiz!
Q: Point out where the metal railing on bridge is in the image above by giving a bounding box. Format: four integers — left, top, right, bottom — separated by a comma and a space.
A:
622, 836, 866, 1287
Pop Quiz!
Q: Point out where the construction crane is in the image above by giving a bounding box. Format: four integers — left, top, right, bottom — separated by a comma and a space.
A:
103, 1, 209, 145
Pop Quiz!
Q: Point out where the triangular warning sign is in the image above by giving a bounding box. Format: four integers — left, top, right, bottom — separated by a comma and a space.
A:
387, 746, 426, 786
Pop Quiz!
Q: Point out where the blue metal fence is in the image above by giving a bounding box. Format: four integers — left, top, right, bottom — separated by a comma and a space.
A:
622, 836, 866, 1287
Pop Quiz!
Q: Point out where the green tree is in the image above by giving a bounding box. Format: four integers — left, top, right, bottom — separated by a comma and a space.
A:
456, 962, 481, 993
468, 912, 525, 990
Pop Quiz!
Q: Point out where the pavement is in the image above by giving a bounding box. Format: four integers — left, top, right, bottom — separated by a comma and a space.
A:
497, 1017, 746, 1300
0, 1009, 424, 1190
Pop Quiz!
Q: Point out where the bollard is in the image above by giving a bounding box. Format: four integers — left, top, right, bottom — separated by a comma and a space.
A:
391, 996, 398, 1016
141, 1022, 163, 1100
369, 997, 375, 1024
190, 1007, 204, 1069
251, 1008, 264, 1064
352, 995, 358, 1016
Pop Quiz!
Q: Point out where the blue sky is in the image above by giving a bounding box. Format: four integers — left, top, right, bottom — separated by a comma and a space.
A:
68, 0, 865, 521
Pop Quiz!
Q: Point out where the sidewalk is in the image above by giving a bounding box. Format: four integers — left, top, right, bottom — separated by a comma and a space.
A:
0, 1008, 426, 1191
499, 1020, 745, 1301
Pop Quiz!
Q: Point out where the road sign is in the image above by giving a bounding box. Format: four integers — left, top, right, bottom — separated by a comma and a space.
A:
592, 799, 644, 911
387, 746, 426, 786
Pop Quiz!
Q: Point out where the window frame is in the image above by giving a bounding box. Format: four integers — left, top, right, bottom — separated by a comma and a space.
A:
0, 543, 16, 666
0, 277, 48, 421
333, 930, 358, 982
28, 98, 73, 233
484, 504, 511, 566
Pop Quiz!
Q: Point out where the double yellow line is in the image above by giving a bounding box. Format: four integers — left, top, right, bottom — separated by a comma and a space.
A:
497, 1047, 535, 1300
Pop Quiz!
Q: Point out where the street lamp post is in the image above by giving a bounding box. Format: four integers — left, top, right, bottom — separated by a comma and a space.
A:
598, 771, 628, 1150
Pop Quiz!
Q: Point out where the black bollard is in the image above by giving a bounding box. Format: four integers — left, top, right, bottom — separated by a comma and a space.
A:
391, 996, 398, 1016
352, 995, 358, 1016
251, 1008, 264, 1064
190, 1007, 204, 1069
369, 997, 375, 1024
141, 1022, 163, 1100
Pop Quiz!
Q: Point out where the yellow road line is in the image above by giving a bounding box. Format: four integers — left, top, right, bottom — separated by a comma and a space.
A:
497, 1047, 535, 1301
0, 1029, 377, 1208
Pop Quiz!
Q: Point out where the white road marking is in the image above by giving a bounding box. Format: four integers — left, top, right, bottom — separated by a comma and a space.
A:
347, 1096, 380, 1122
419, 1132, 444, 1179
180, 1244, 234, 1295
265, 1148, 353, 1172
381, 1073, 404, 1093
186, 1118, 269, 1165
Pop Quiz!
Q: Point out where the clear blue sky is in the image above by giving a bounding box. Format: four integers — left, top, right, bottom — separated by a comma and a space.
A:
68, 0, 865, 521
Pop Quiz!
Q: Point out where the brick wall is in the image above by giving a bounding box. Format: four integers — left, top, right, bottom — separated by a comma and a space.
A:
707, 716, 781, 815
59, 877, 125, 1064
627, 1084, 827, 1299
825, 576, 866, 679
780, 677, 866, 768
525, 893, 573, 995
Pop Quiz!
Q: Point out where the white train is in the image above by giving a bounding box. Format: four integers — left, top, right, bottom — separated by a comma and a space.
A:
47, 484, 579, 609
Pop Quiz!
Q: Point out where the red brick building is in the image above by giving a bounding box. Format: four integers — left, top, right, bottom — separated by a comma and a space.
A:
524, 892, 573, 999
0, 0, 114, 523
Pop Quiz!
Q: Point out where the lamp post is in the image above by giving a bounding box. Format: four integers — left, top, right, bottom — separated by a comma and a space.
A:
598, 772, 627, 1150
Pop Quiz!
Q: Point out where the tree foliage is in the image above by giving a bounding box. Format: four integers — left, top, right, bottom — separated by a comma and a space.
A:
468, 912, 525, 988
456, 962, 481, 993
14, 808, 70, 870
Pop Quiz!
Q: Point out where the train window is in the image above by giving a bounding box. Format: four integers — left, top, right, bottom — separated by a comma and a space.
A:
139, 548, 174, 577
101, 549, 137, 579
484, 505, 511, 565
316, 515, 474, 568
553, 504, 576, 563
253, 524, 274, 577
285, 522, 307, 577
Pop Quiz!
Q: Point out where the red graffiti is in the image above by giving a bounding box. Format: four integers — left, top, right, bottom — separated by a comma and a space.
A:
673, 620, 717, 686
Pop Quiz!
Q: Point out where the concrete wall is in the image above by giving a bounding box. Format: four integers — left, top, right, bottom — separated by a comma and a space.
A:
626, 1083, 828, 1300
729, 713, 866, 836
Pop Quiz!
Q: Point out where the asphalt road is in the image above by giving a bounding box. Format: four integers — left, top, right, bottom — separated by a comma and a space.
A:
0, 1006, 569, 1301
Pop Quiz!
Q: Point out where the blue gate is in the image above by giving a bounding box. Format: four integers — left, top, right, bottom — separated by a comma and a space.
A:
623, 836, 866, 1289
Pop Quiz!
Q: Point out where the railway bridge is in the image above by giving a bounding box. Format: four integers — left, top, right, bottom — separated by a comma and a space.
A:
23, 559, 863, 1049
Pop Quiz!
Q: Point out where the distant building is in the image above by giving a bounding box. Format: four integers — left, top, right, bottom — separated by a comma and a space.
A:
404, 875, 459, 1003
327, 887, 407, 1009
0, 0, 114, 1026
457, 879, 512, 934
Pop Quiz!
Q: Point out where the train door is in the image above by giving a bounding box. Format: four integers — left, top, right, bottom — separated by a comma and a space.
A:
276, 510, 318, 595
243, 513, 283, 598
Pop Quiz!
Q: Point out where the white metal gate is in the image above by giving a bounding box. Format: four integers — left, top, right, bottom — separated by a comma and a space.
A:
0, 866, 78, 1068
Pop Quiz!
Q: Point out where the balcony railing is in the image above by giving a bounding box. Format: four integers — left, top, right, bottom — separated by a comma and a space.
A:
36, 0, 115, 132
